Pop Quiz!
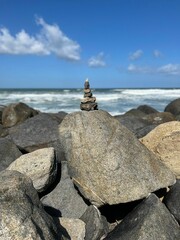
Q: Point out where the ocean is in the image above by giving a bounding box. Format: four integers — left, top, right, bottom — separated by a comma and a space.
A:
0, 88, 180, 116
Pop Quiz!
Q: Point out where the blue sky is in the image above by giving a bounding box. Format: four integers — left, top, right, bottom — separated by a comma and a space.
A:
0, 0, 180, 88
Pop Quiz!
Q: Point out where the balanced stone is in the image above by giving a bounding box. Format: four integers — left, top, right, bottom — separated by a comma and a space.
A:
80, 79, 98, 111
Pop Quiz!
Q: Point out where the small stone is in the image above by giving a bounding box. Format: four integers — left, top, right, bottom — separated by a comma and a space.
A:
81, 97, 96, 103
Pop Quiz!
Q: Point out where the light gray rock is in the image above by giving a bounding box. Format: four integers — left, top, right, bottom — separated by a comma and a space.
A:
0, 170, 61, 240
41, 161, 88, 218
59, 110, 175, 206
7, 147, 57, 192
104, 194, 180, 240
0, 138, 22, 172
2, 102, 38, 127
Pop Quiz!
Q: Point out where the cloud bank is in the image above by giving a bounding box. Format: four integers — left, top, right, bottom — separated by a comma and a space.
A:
129, 49, 143, 60
157, 63, 180, 75
0, 17, 80, 61
88, 52, 106, 67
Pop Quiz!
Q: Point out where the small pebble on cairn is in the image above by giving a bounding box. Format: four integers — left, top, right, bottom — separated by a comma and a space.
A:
80, 79, 98, 111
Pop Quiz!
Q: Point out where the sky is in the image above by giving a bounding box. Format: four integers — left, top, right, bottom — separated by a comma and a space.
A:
0, 0, 180, 88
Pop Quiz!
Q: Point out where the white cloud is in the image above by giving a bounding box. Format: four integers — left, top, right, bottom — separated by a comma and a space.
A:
127, 64, 151, 73
153, 49, 163, 58
0, 17, 80, 61
88, 52, 106, 67
129, 49, 143, 60
157, 63, 180, 75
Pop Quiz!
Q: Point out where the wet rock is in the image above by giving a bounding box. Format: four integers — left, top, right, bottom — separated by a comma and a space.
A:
41, 161, 88, 218
140, 121, 180, 178
2, 102, 38, 127
104, 194, 180, 240
0, 138, 22, 172
0, 170, 61, 240
59, 110, 175, 207
164, 98, 180, 116
8, 113, 64, 162
7, 147, 57, 192
80, 205, 109, 240
164, 180, 180, 223
137, 104, 159, 114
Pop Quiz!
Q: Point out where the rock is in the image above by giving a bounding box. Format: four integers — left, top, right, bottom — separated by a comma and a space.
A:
59, 217, 86, 240
164, 180, 180, 223
135, 124, 158, 139
0, 105, 5, 124
0, 138, 22, 172
41, 161, 88, 218
80, 205, 109, 240
0, 124, 9, 137
137, 105, 158, 114
80, 79, 98, 111
8, 113, 64, 162
124, 109, 146, 117
142, 112, 175, 125
2, 102, 39, 127
59, 110, 175, 207
164, 98, 180, 116
48, 111, 67, 124
7, 147, 57, 192
0, 170, 61, 239
104, 194, 180, 240
140, 121, 180, 178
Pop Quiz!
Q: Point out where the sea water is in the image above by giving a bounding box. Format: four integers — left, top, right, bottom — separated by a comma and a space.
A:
0, 88, 180, 116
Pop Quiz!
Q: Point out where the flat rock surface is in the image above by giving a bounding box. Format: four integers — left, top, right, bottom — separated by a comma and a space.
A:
104, 194, 180, 240
59, 110, 175, 206
7, 147, 57, 192
140, 121, 180, 178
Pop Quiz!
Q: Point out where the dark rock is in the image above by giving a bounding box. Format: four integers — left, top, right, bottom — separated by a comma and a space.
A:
2, 102, 39, 127
135, 124, 158, 138
59, 110, 175, 207
0, 138, 22, 171
0, 124, 9, 137
41, 161, 88, 218
48, 111, 67, 124
0, 105, 5, 124
104, 194, 180, 240
142, 112, 175, 125
8, 113, 64, 162
80, 205, 109, 240
164, 180, 180, 223
0, 170, 61, 239
124, 108, 147, 117
137, 105, 158, 114
164, 98, 180, 116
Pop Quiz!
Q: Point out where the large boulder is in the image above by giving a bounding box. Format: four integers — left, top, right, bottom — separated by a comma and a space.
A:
0, 138, 22, 172
8, 113, 64, 162
0, 105, 5, 124
7, 147, 57, 192
164, 179, 180, 223
137, 105, 158, 114
0, 170, 61, 239
41, 161, 88, 218
104, 194, 180, 240
2, 102, 38, 127
164, 98, 180, 116
59, 110, 175, 207
140, 121, 180, 178
142, 112, 175, 125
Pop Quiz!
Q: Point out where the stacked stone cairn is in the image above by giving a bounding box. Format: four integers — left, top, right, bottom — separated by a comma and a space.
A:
80, 79, 98, 111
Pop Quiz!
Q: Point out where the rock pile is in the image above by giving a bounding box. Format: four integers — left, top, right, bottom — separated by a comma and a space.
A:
80, 79, 98, 111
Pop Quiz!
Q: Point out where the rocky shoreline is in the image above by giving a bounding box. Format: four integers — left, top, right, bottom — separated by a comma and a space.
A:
0, 98, 180, 239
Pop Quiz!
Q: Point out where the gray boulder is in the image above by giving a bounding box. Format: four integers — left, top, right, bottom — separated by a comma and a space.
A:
142, 112, 175, 125
41, 161, 88, 218
164, 180, 180, 223
137, 105, 158, 114
104, 194, 180, 240
0, 138, 22, 171
9, 113, 64, 162
164, 98, 180, 116
59, 110, 175, 206
0, 170, 61, 240
80, 205, 109, 240
0, 105, 5, 124
2, 102, 38, 127
7, 147, 57, 192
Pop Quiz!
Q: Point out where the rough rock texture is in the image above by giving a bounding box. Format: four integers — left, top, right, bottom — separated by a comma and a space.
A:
164, 98, 180, 116
124, 109, 146, 117
48, 112, 67, 124
137, 105, 158, 114
140, 121, 180, 178
80, 205, 109, 240
2, 102, 38, 127
135, 124, 158, 139
59, 110, 175, 206
0, 138, 22, 172
60, 218, 85, 240
7, 147, 57, 192
8, 113, 64, 162
0, 170, 61, 240
0, 105, 5, 124
104, 194, 180, 240
164, 180, 180, 223
142, 112, 175, 125
41, 161, 88, 218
